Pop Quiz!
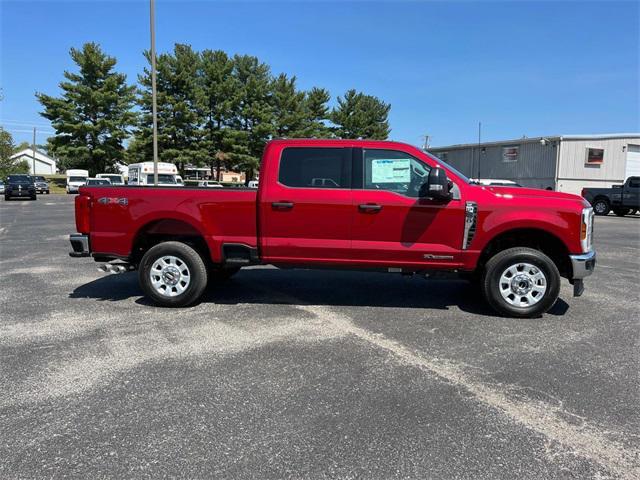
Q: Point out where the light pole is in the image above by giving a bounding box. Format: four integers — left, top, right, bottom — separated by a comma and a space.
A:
32, 127, 36, 175
150, 0, 159, 186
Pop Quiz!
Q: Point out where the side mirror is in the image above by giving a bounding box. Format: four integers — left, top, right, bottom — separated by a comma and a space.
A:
421, 167, 452, 201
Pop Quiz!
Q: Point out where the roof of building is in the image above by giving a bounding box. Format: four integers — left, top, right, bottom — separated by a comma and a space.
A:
10, 148, 57, 166
429, 133, 640, 151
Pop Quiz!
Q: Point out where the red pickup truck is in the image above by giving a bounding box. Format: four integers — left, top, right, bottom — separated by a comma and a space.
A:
70, 139, 595, 317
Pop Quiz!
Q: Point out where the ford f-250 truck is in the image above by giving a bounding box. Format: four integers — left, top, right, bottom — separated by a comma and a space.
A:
69, 139, 596, 317
581, 176, 640, 216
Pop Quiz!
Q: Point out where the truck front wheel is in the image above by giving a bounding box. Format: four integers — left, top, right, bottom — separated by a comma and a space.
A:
139, 241, 208, 307
592, 198, 610, 216
482, 247, 560, 318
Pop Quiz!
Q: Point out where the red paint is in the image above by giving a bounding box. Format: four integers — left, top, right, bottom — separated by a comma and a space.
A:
75, 139, 588, 270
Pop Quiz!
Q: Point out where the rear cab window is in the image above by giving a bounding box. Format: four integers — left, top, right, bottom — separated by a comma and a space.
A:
278, 147, 351, 189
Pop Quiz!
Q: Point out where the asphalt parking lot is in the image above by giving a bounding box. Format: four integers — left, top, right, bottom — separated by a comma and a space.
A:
0, 195, 638, 479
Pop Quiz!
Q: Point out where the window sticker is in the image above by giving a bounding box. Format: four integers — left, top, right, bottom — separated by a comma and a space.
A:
371, 159, 411, 183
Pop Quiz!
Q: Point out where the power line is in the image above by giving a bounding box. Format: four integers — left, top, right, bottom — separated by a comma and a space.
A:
0, 119, 52, 128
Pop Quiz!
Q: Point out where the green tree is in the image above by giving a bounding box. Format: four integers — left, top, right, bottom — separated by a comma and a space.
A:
197, 49, 242, 180
37, 42, 137, 175
229, 54, 274, 180
331, 89, 390, 140
0, 128, 30, 177
130, 44, 203, 169
302, 87, 331, 137
271, 73, 307, 138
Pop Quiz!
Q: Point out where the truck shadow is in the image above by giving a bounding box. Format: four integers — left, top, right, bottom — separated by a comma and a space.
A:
70, 268, 570, 317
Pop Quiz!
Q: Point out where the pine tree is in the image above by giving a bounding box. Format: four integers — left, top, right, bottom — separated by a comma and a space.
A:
37, 43, 136, 175
271, 73, 307, 138
229, 54, 274, 180
302, 87, 331, 137
331, 89, 391, 140
198, 49, 240, 180
130, 44, 202, 169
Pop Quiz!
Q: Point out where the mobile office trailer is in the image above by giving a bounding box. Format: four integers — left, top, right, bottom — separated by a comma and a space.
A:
66, 169, 89, 194
96, 173, 125, 185
128, 162, 180, 186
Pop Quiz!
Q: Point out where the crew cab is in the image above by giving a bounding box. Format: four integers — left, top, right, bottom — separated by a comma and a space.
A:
581, 176, 640, 216
70, 139, 596, 317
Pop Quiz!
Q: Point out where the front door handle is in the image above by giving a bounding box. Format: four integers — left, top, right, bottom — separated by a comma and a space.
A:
358, 203, 382, 213
272, 201, 294, 210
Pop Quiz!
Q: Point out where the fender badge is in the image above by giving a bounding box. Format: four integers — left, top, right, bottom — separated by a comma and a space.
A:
424, 254, 454, 260
98, 197, 128, 206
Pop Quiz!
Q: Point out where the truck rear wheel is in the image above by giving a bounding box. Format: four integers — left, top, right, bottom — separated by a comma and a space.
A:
139, 241, 208, 307
482, 247, 560, 318
592, 198, 610, 216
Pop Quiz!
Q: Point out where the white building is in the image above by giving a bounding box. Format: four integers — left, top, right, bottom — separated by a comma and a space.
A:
10, 148, 58, 175
428, 133, 640, 195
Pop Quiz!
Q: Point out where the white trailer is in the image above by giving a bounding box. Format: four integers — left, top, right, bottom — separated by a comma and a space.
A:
66, 169, 89, 194
127, 162, 180, 186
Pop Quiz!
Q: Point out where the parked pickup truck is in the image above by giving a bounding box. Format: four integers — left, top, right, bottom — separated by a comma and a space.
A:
581, 176, 640, 216
70, 139, 596, 317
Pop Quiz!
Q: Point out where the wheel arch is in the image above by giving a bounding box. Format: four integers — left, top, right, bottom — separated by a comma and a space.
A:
130, 217, 213, 266
477, 227, 571, 278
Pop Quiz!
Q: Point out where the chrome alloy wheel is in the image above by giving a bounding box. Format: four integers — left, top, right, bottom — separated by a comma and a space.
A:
498, 262, 547, 308
594, 201, 608, 214
150, 255, 191, 297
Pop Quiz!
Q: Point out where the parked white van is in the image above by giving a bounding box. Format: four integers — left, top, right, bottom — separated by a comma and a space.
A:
66, 169, 89, 194
96, 173, 125, 185
128, 162, 180, 186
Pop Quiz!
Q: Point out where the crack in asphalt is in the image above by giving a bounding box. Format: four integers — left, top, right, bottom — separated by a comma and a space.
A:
297, 304, 639, 479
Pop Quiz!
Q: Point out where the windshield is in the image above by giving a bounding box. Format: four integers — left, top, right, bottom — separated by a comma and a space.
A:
7, 175, 32, 184
34, 176, 46, 182
69, 176, 87, 183
425, 152, 470, 183
146, 174, 176, 184
101, 175, 122, 182
88, 179, 110, 185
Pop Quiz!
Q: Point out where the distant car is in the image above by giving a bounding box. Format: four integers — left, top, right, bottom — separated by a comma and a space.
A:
5, 174, 36, 201
85, 178, 112, 186
176, 175, 184, 186
0, 180, 4, 195
33, 175, 50, 194
248, 180, 259, 188
197, 180, 223, 188
470, 178, 523, 187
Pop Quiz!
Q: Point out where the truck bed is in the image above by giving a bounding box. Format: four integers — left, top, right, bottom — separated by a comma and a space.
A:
78, 186, 258, 262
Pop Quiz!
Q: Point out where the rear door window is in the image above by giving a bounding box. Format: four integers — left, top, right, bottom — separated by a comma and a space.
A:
278, 147, 351, 189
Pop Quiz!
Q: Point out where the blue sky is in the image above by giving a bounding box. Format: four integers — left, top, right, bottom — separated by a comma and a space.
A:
1, 0, 638, 148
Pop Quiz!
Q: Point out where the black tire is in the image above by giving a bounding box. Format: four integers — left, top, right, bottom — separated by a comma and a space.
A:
613, 208, 630, 217
592, 198, 610, 216
138, 241, 208, 307
482, 247, 560, 318
30, 195, 37, 201
209, 266, 240, 283
4, 196, 10, 201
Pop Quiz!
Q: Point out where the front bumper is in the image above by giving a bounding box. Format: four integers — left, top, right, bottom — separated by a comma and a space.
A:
569, 250, 596, 296
69, 234, 90, 257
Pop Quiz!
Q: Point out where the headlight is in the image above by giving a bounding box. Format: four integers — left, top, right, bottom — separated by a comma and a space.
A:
580, 207, 594, 253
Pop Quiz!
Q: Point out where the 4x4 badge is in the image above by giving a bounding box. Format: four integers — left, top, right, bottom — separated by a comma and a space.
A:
98, 197, 128, 206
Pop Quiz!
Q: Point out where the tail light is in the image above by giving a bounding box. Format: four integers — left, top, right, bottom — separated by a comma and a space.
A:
75, 194, 91, 233
580, 207, 594, 252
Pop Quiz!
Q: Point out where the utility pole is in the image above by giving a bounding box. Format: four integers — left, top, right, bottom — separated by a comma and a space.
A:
32, 127, 36, 176
150, 0, 159, 186
477, 121, 482, 179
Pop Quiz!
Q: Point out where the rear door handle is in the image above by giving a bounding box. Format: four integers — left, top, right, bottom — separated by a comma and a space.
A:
272, 201, 294, 210
358, 203, 382, 213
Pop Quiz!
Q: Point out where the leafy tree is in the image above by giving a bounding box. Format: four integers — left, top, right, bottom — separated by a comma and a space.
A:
331, 89, 390, 140
0, 128, 30, 177
37, 42, 137, 175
